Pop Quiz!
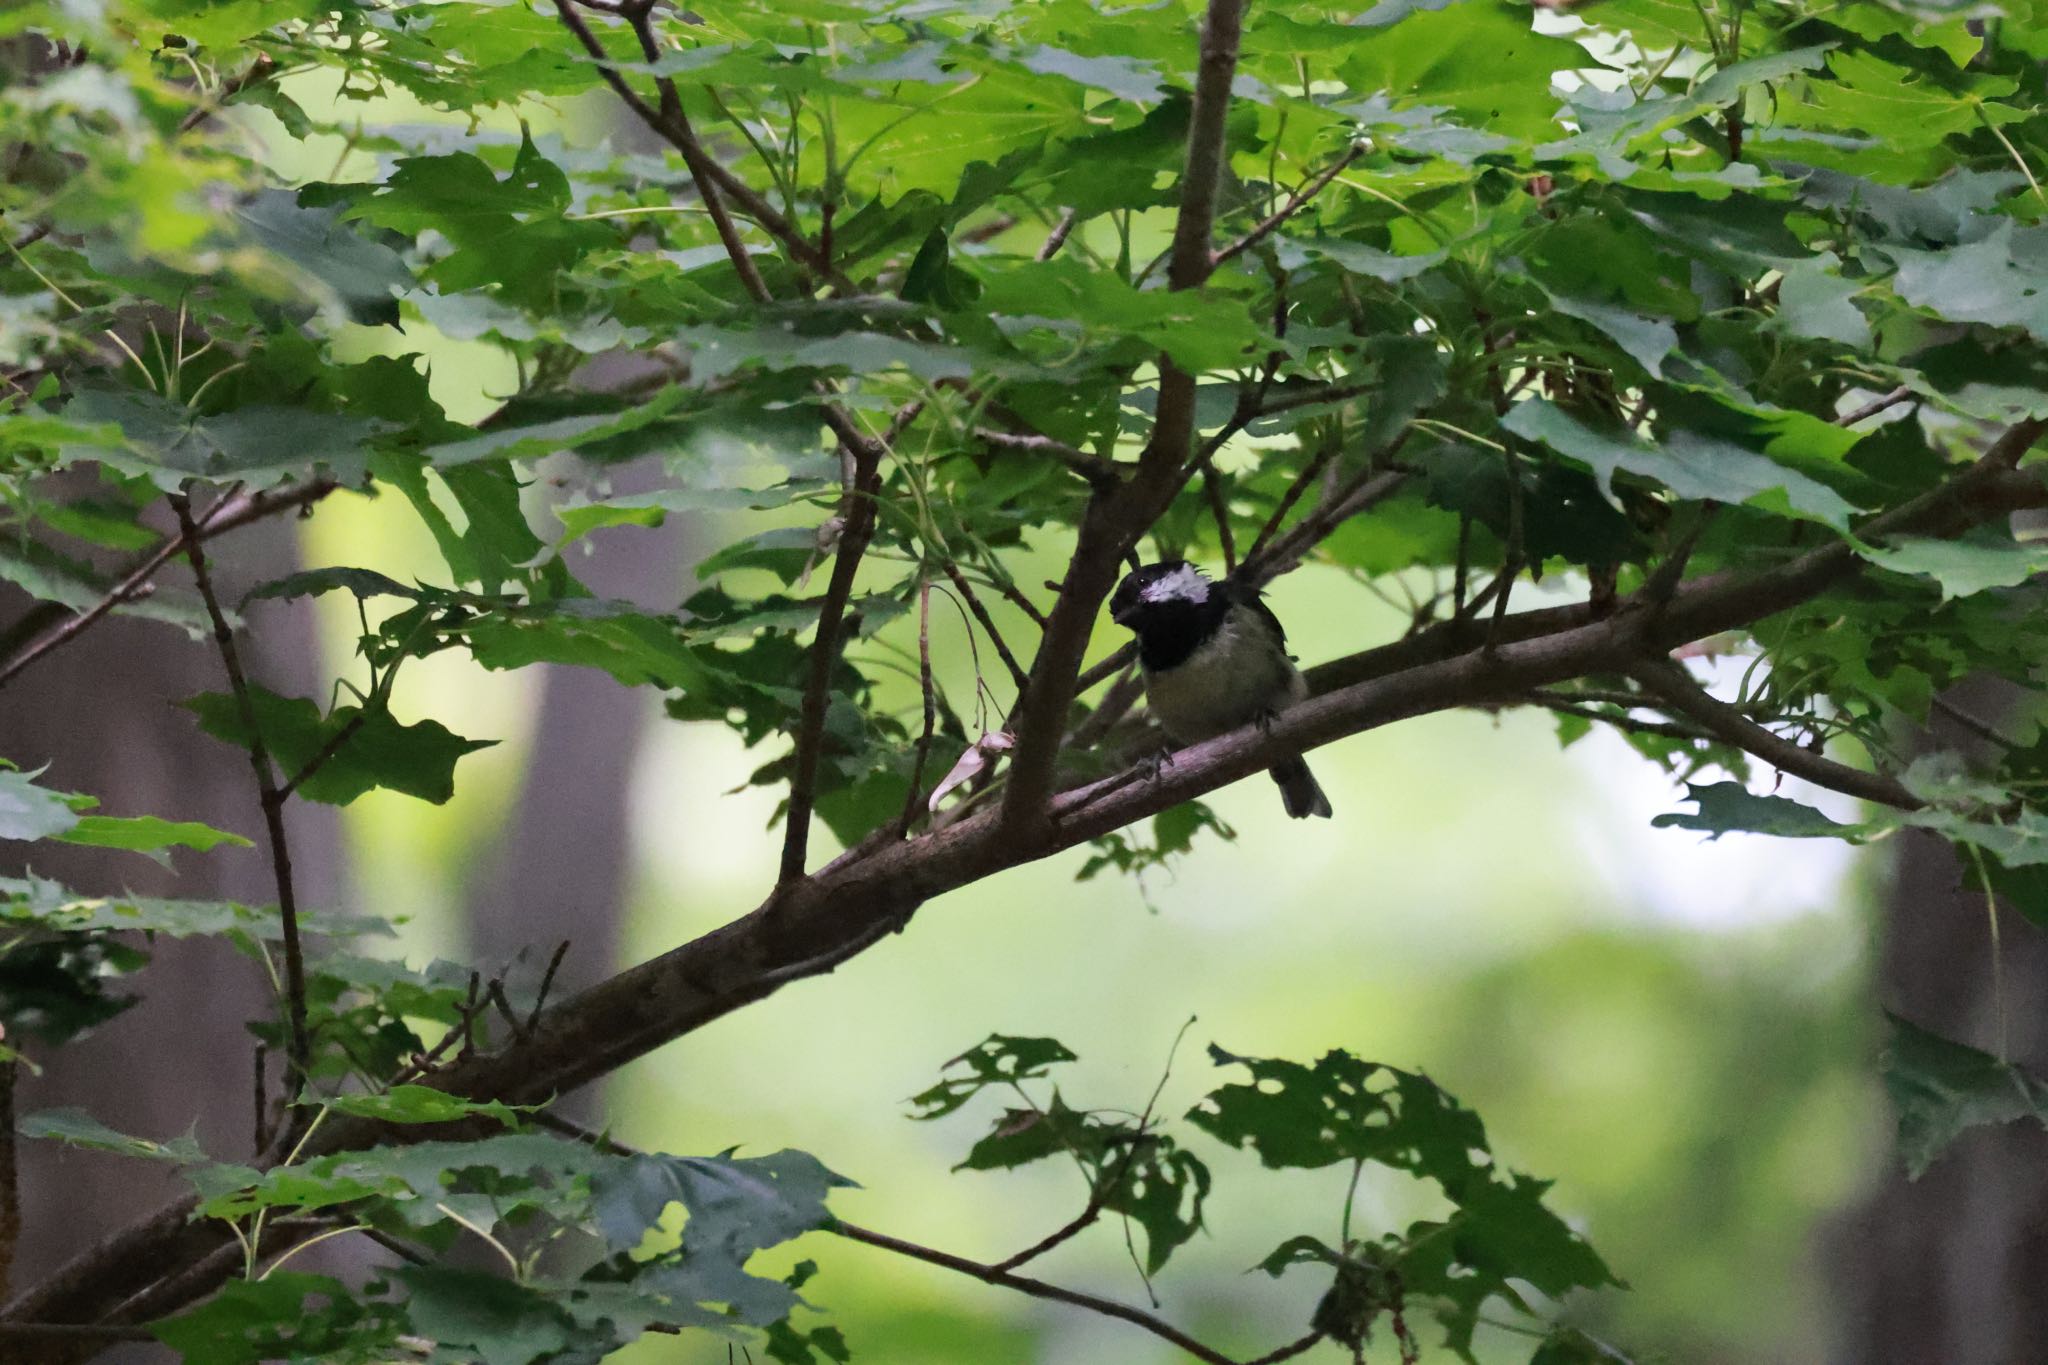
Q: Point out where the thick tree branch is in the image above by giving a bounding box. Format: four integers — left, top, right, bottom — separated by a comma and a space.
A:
16, 435, 2045, 1338
1628, 656, 1921, 808
999, 0, 1249, 829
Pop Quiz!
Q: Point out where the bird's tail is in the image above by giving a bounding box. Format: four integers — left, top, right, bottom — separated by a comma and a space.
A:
1268, 755, 1333, 819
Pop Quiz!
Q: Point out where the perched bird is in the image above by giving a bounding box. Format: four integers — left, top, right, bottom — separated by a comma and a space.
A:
1108, 560, 1333, 819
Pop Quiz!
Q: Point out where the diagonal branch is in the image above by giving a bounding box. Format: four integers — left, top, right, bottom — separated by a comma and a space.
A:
0, 479, 336, 691
1627, 655, 1920, 809
939, 560, 1032, 695
553, 0, 838, 283
1210, 141, 1366, 270
835, 1221, 1247, 1365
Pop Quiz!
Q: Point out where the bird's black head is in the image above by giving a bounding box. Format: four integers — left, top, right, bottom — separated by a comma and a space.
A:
1110, 561, 1225, 669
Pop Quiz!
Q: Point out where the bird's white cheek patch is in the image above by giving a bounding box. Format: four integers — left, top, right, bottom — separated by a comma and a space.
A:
1140, 564, 1211, 604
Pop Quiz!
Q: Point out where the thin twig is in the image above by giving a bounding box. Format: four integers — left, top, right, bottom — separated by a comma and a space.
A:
940, 561, 1031, 695
1252, 380, 1374, 419
975, 429, 1121, 487
834, 1221, 1242, 1365
1068, 663, 1145, 750
1074, 643, 1139, 699
176, 53, 276, 134
1523, 694, 1713, 743
169, 493, 312, 1096
1638, 504, 1715, 605
1244, 429, 1341, 566
1836, 385, 1914, 427
274, 707, 371, 803
1241, 461, 1409, 587
486, 979, 528, 1044
553, 0, 837, 282
1930, 695, 2022, 751
1210, 141, 1365, 269
1204, 469, 1238, 573
898, 577, 940, 834
1037, 207, 1079, 262
1243, 1332, 1324, 1365
526, 941, 571, 1033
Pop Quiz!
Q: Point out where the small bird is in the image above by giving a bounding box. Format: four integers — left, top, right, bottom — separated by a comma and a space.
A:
1108, 560, 1333, 819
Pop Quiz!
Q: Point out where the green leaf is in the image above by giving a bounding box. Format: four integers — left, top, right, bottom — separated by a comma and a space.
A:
1530, 1327, 1639, 1365
237, 189, 413, 327
154, 1273, 393, 1365
244, 566, 419, 605
322, 1085, 525, 1127
1503, 401, 1857, 529
57, 814, 252, 859
0, 767, 82, 842
399, 1267, 574, 1365
1773, 253, 1872, 348
181, 688, 494, 805
0, 873, 370, 942
1650, 782, 1867, 840
61, 389, 377, 490
1190, 1046, 1617, 1297
1866, 530, 2048, 599
908, 1034, 1079, 1119
587, 1150, 855, 1326
19, 1107, 207, 1162
1884, 1014, 2048, 1178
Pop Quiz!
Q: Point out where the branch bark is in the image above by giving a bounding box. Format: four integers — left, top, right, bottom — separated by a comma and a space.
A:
1628, 656, 1921, 809
780, 441, 884, 883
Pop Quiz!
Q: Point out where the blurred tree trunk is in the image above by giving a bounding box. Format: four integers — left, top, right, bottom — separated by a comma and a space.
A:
462, 439, 689, 1119
0, 514, 343, 1309
1826, 682, 2048, 1364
